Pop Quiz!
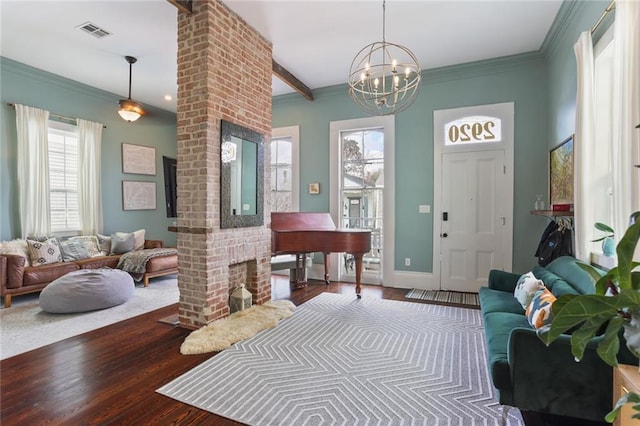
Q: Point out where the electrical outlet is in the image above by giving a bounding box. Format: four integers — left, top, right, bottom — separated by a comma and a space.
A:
404, 258, 411, 266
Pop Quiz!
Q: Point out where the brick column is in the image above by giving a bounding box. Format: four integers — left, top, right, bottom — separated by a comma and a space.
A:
176, 0, 272, 329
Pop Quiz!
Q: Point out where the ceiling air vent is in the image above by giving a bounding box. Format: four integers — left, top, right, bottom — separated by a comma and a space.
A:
76, 22, 111, 39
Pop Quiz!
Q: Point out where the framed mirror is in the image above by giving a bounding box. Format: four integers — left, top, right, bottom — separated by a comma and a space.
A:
220, 119, 264, 228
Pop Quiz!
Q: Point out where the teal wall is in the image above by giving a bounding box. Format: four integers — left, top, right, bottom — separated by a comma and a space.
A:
273, 53, 550, 274
272, 0, 612, 276
0, 0, 608, 275
0, 58, 177, 246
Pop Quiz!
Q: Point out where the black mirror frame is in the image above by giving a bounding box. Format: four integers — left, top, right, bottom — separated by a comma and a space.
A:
220, 119, 264, 228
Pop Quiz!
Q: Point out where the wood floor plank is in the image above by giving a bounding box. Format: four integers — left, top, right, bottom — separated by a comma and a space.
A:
0, 276, 601, 425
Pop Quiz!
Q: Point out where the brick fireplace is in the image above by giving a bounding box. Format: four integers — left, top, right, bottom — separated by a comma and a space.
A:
175, 0, 272, 329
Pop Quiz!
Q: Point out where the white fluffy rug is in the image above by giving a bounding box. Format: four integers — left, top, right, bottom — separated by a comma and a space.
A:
180, 300, 296, 355
1, 275, 179, 359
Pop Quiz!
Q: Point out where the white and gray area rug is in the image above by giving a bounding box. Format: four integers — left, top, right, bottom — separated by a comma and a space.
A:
158, 292, 523, 425
1, 274, 179, 359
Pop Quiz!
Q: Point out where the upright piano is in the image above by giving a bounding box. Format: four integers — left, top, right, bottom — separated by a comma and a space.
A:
271, 212, 372, 298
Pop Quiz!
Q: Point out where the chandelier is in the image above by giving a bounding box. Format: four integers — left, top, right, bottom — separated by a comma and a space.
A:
348, 0, 421, 116
118, 55, 145, 122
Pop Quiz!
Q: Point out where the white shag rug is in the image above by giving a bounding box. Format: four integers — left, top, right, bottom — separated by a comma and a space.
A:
180, 300, 296, 355
1, 274, 179, 359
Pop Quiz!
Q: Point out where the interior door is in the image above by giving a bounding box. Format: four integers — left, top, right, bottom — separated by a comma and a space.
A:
440, 149, 506, 292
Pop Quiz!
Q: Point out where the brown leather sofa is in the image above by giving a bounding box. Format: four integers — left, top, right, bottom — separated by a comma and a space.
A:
1, 239, 178, 307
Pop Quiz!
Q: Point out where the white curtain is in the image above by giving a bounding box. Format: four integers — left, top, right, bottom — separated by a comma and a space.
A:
612, 0, 640, 234
77, 118, 104, 235
15, 104, 51, 238
573, 32, 597, 261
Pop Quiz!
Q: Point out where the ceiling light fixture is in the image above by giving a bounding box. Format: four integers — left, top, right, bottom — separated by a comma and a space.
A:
348, 0, 421, 116
118, 55, 144, 122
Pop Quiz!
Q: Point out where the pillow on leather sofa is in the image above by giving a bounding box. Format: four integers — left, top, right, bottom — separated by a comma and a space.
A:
115, 229, 145, 250
110, 233, 135, 254
69, 235, 102, 257
59, 239, 90, 261
0, 239, 31, 266
27, 238, 62, 266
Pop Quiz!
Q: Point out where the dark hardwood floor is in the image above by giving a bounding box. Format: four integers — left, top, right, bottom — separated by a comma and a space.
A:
0, 275, 605, 425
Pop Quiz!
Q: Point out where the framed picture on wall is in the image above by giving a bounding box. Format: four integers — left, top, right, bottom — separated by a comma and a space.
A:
549, 134, 574, 206
122, 181, 157, 210
122, 143, 156, 175
308, 182, 320, 195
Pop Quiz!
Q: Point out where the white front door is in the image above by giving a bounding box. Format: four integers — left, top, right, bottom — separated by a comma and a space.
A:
433, 102, 514, 293
440, 150, 506, 292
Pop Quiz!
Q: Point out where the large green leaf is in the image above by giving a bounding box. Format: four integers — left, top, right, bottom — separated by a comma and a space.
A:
617, 223, 640, 290
570, 315, 610, 361
550, 294, 576, 316
596, 316, 624, 366
618, 288, 640, 307
605, 391, 640, 423
632, 271, 640, 291
577, 262, 606, 287
595, 271, 618, 295
543, 295, 619, 345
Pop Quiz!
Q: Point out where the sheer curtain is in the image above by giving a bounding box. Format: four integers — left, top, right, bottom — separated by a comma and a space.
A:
573, 32, 597, 261
612, 0, 640, 233
77, 118, 104, 235
15, 104, 51, 238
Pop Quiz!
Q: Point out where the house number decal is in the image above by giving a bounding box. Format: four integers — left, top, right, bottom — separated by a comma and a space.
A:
444, 116, 502, 145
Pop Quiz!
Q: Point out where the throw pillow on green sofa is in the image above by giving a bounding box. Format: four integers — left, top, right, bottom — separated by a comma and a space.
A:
514, 271, 545, 309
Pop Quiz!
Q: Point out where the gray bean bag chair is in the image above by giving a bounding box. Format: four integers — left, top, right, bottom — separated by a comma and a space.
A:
40, 268, 134, 313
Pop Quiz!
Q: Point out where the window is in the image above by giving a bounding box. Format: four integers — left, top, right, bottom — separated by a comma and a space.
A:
270, 126, 300, 212
270, 137, 293, 212
48, 121, 80, 232
592, 25, 615, 232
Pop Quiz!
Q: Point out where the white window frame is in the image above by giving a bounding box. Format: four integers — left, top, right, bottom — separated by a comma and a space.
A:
330, 116, 395, 286
48, 120, 80, 235
271, 125, 300, 212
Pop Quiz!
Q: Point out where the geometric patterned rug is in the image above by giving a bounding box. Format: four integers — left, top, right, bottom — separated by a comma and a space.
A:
157, 293, 523, 425
405, 289, 480, 309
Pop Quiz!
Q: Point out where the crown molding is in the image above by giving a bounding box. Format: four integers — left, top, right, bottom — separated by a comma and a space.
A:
422, 52, 545, 85
541, 0, 586, 61
1, 56, 120, 104
274, 51, 545, 106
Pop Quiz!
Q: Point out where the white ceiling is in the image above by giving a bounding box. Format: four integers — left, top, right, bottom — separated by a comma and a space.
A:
0, 0, 563, 113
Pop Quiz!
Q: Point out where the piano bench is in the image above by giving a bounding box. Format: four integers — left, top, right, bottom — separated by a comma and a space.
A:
271, 255, 313, 283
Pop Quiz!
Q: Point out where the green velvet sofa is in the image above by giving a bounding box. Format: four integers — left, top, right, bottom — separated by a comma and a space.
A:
479, 256, 638, 423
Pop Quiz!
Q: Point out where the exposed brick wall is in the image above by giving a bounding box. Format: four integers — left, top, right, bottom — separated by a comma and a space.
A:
175, 0, 272, 329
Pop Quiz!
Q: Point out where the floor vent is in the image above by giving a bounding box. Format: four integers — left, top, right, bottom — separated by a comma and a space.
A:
76, 22, 111, 39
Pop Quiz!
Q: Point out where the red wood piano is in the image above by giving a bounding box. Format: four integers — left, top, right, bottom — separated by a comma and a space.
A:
271, 212, 372, 298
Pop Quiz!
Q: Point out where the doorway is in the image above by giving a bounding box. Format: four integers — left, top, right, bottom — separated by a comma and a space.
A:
433, 102, 514, 292
330, 116, 395, 286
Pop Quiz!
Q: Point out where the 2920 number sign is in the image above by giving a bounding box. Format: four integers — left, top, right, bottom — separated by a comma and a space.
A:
444, 117, 502, 145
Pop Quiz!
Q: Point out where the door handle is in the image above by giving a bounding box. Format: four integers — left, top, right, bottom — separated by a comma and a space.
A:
440, 233, 448, 238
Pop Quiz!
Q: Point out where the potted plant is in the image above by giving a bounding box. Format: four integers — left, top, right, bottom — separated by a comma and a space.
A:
592, 222, 616, 257
540, 212, 640, 422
